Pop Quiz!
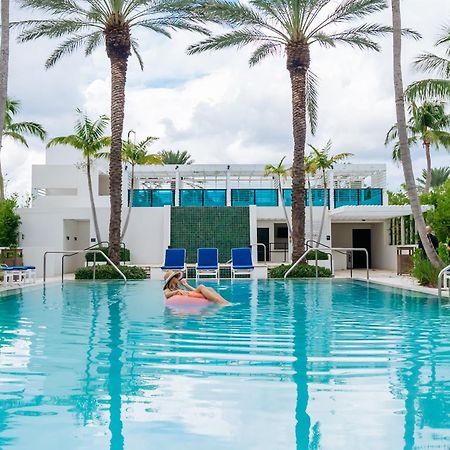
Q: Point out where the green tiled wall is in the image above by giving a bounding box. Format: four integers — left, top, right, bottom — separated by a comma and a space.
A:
171, 207, 250, 263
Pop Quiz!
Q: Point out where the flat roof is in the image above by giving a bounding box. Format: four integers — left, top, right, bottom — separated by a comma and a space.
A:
330, 205, 431, 221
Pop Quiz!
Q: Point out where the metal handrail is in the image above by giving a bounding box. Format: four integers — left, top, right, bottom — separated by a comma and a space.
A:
251, 243, 267, 263
284, 247, 370, 280
437, 263, 450, 298
44, 250, 127, 284
305, 239, 351, 277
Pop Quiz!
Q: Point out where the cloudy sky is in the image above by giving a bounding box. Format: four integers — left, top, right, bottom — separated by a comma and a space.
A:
3, 0, 450, 197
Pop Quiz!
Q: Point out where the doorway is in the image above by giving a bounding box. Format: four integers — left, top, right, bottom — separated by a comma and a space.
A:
257, 228, 270, 262
352, 229, 371, 269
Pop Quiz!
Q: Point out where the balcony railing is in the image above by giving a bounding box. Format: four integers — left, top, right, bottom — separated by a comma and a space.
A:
128, 188, 383, 207
130, 189, 174, 207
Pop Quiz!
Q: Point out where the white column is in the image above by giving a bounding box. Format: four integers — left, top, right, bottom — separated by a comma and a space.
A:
226, 166, 231, 206
174, 168, 180, 207
400, 216, 405, 245
328, 169, 335, 210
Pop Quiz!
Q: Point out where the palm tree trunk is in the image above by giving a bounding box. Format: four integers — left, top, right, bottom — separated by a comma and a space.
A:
391, 0, 442, 268
287, 43, 310, 263
316, 171, 327, 247
121, 164, 134, 241
424, 142, 432, 194
86, 158, 102, 245
106, 26, 130, 265
0, 0, 10, 201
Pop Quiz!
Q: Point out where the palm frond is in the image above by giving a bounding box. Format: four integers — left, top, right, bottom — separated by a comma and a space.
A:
249, 41, 281, 66
45, 33, 95, 68
3, 131, 29, 147
306, 70, 319, 135
131, 39, 144, 70
413, 52, 450, 79
85, 31, 103, 55
405, 79, 450, 102
9, 121, 47, 140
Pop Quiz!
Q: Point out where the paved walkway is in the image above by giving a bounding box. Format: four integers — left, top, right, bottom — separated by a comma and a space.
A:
335, 269, 444, 297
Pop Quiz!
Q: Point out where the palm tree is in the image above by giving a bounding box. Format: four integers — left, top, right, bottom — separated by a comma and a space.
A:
308, 141, 352, 246
0, 0, 10, 201
159, 150, 194, 165
188, 0, 390, 261
391, 0, 442, 268
416, 167, 450, 191
406, 25, 450, 102
304, 153, 318, 245
16, 0, 209, 264
385, 101, 450, 194
264, 157, 292, 251
120, 135, 162, 240
47, 112, 110, 245
1, 98, 46, 199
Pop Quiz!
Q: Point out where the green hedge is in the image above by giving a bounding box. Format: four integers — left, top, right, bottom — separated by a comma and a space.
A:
75, 265, 147, 280
305, 250, 329, 260
85, 247, 130, 263
411, 245, 449, 288
270, 263, 332, 278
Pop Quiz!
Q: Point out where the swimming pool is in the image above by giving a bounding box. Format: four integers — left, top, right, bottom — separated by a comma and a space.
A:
0, 280, 449, 449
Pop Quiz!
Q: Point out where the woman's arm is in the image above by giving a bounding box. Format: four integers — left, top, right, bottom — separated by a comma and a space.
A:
164, 289, 183, 299
179, 279, 195, 291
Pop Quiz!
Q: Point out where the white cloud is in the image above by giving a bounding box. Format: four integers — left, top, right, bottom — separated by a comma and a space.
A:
3, 0, 450, 196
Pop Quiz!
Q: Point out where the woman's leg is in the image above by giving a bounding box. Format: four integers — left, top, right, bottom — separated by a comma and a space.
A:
195, 285, 229, 304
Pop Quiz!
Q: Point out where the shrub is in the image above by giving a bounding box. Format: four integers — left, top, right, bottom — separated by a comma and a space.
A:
0, 197, 21, 247
410, 249, 441, 288
75, 265, 147, 280
270, 263, 332, 278
305, 250, 329, 260
85, 246, 130, 263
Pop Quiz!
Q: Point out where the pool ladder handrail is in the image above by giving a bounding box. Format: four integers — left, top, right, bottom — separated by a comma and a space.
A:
305, 239, 353, 277
43, 249, 127, 284
437, 263, 450, 299
284, 247, 370, 280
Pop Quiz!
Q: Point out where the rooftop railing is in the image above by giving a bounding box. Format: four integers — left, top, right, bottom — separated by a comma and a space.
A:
128, 188, 383, 208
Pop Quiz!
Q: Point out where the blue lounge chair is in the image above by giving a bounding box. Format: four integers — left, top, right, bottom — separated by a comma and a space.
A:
161, 248, 186, 273
231, 248, 254, 278
196, 248, 219, 279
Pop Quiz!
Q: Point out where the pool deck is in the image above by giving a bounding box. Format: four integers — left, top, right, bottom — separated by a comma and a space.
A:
334, 269, 443, 297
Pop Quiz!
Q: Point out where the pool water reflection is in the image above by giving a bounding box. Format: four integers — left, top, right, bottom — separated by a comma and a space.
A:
0, 280, 449, 449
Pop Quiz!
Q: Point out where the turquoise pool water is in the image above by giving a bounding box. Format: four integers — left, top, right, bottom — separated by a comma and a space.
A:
0, 280, 449, 449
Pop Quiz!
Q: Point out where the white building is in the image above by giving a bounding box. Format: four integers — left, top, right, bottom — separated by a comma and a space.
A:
18, 151, 423, 277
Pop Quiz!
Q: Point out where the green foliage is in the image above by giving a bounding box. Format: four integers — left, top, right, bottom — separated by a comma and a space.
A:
269, 263, 332, 279
75, 265, 147, 280
411, 249, 441, 287
0, 198, 21, 246
158, 150, 194, 165
85, 247, 130, 263
305, 251, 329, 261
437, 242, 450, 266
387, 190, 410, 205
422, 179, 450, 242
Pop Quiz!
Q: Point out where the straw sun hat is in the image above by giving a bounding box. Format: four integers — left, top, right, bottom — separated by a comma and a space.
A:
163, 270, 182, 289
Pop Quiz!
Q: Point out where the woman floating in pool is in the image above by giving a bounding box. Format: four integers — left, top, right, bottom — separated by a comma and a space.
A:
163, 270, 230, 305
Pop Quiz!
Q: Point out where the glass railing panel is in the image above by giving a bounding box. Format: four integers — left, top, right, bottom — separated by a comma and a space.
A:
131, 189, 152, 207
283, 189, 292, 207
310, 189, 328, 207
359, 188, 383, 205
204, 189, 226, 206
180, 189, 203, 206
255, 189, 278, 206
231, 189, 255, 206
334, 189, 359, 207
152, 189, 174, 207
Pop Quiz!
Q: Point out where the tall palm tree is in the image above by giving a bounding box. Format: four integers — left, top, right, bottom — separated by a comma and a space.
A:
120, 136, 162, 240
406, 25, 450, 102
188, 0, 390, 261
391, 0, 442, 268
304, 153, 318, 245
308, 141, 352, 246
1, 98, 46, 199
16, 0, 209, 264
264, 156, 292, 247
0, 0, 10, 201
416, 166, 450, 191
158, 149, 194, 164
47, 112, 110, 245
385, 101, 450, 194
